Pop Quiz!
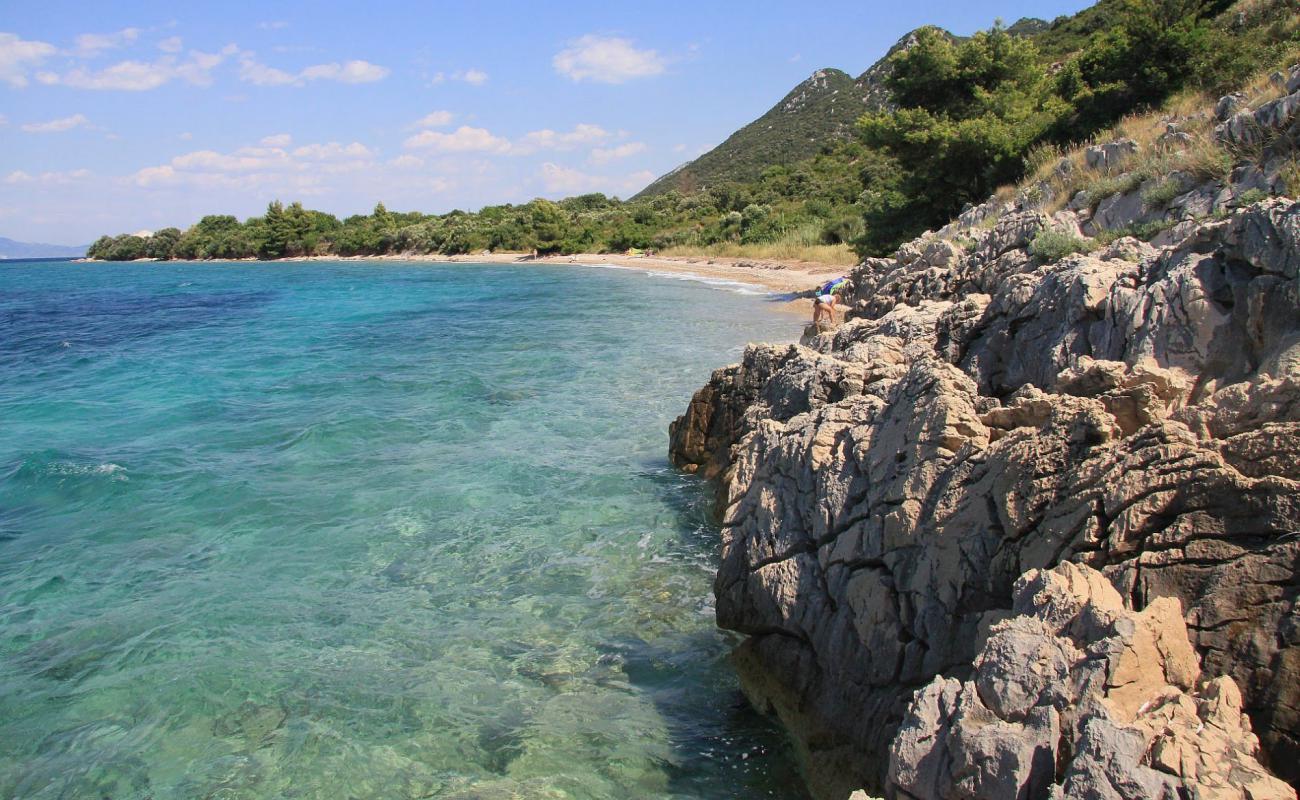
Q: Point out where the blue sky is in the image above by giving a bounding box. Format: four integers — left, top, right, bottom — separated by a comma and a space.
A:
2, 0, 1093, 244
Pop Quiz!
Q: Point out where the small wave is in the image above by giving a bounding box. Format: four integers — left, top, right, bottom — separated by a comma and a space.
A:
576, 262, 777, 296
4, 453, 130, 485
49, 462, 128, 481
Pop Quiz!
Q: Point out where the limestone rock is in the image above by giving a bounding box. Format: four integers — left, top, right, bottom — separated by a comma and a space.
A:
1216, 90, 1300, 149
670, 199, 1300, 797
1086, 139, 1139, 173
1215, 92, 1248, 122
887, 563, 1293, 800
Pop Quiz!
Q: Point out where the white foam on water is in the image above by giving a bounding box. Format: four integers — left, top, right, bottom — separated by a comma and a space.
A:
48, 461, 128, 481
577, 262, 776, 296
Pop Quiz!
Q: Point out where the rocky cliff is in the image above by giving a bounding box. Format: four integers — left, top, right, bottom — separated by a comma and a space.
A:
669, 87, 1300, 797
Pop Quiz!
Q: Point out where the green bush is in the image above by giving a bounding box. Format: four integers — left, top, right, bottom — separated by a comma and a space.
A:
1140, 176, 1187, 209
1029, 229, 1093, 261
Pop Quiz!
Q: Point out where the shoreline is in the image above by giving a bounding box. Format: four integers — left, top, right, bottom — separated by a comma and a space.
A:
78, 251, 851, 295
78, 251, 851, 319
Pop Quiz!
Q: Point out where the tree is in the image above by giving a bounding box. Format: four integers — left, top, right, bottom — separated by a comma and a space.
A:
1055, 0, 1228, 132
145, 227, 182, 259
857, 23, 1064, 254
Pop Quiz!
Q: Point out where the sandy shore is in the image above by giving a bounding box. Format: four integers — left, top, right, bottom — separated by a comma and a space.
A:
83, 251, 849, 317
274, 251, 848, 317
266, 251, 849, 295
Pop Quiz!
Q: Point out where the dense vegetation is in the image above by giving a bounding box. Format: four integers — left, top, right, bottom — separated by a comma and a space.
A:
89, 146, 871, 262
856, 0, 1298, 251
89, 0, 1300, 264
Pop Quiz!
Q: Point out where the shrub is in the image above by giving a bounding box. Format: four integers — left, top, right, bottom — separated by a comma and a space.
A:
1029, 229, 1093, 261
1234, 187, 1270, 206
1141, 176, 1187, 208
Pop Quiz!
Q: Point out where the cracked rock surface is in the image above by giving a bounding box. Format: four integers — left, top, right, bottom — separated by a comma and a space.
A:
670, 200, 1300, 798
888, 562, 1293, 800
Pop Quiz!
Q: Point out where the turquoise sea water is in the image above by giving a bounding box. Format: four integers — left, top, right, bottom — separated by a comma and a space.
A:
0, 260, 809, 800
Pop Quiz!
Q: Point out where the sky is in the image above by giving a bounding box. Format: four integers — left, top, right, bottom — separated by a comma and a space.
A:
1, 0, 1094, 245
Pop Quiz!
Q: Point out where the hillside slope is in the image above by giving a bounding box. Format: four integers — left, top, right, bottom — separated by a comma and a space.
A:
634, 19, 1054, 200
634, 66, 885, 198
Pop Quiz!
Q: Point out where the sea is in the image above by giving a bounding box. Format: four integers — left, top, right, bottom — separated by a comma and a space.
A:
0, 259, 812, 799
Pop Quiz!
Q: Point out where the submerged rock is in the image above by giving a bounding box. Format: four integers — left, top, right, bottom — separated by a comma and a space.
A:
671, 200, 1300, 798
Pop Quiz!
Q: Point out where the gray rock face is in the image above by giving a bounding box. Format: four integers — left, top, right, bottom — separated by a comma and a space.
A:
887, 562, 1294, 800
1216, 92, 1248, 122
1216, 89, 1300, 148
670, 199, 1300, 798
1085, 140, 1139, 173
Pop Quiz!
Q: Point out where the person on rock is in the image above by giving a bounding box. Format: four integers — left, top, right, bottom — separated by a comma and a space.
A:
812, 276, 853, 326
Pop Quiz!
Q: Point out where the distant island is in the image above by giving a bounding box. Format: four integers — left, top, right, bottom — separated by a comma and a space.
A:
0, 237, 88, 260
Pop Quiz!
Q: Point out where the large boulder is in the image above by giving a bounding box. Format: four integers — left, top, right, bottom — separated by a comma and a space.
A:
887, 562, 1294, 800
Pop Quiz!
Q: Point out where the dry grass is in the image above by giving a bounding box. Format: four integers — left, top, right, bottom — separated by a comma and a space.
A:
659, 241, 860, 266
1010, 50, 1300, 220
1001, 37, 1300, 222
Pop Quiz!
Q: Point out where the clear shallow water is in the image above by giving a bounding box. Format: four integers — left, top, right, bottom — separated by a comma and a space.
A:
0, 260, 809, 800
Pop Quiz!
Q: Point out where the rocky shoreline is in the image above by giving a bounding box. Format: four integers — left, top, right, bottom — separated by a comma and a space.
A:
670, 183, 1300, 795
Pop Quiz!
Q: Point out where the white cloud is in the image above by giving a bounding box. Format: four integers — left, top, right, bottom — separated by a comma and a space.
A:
403, 125, 511, 153
57, 61, 170, 90
589, 141, 646, 164
291, 141, 374, 160
299, 60, 389, 84
238, 54, 389, 86
516, 123, 609, 154
21, 113, 90, 133
412, 110, 454, 128
401, 123, 617, 157
430, 69, 488, 86
539, 163, 654, 196
0, 32, 58, 87
158, 36, 184, 53
46, 46, 236, 90
179, 131, 193, 140
389, 154, 424, 169
5, 168, 91, 185
171, 149, 280, 172
553, 35, 665, 84
237, 54, 296, 86
75, 28, 141, 57
260, 133, 292, 147
129, 165, 178, 187
128, 138, 376, 191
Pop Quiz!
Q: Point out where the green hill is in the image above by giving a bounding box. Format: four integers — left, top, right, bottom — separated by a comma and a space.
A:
634, 67, 881, 198
633, 21, 1055, 200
